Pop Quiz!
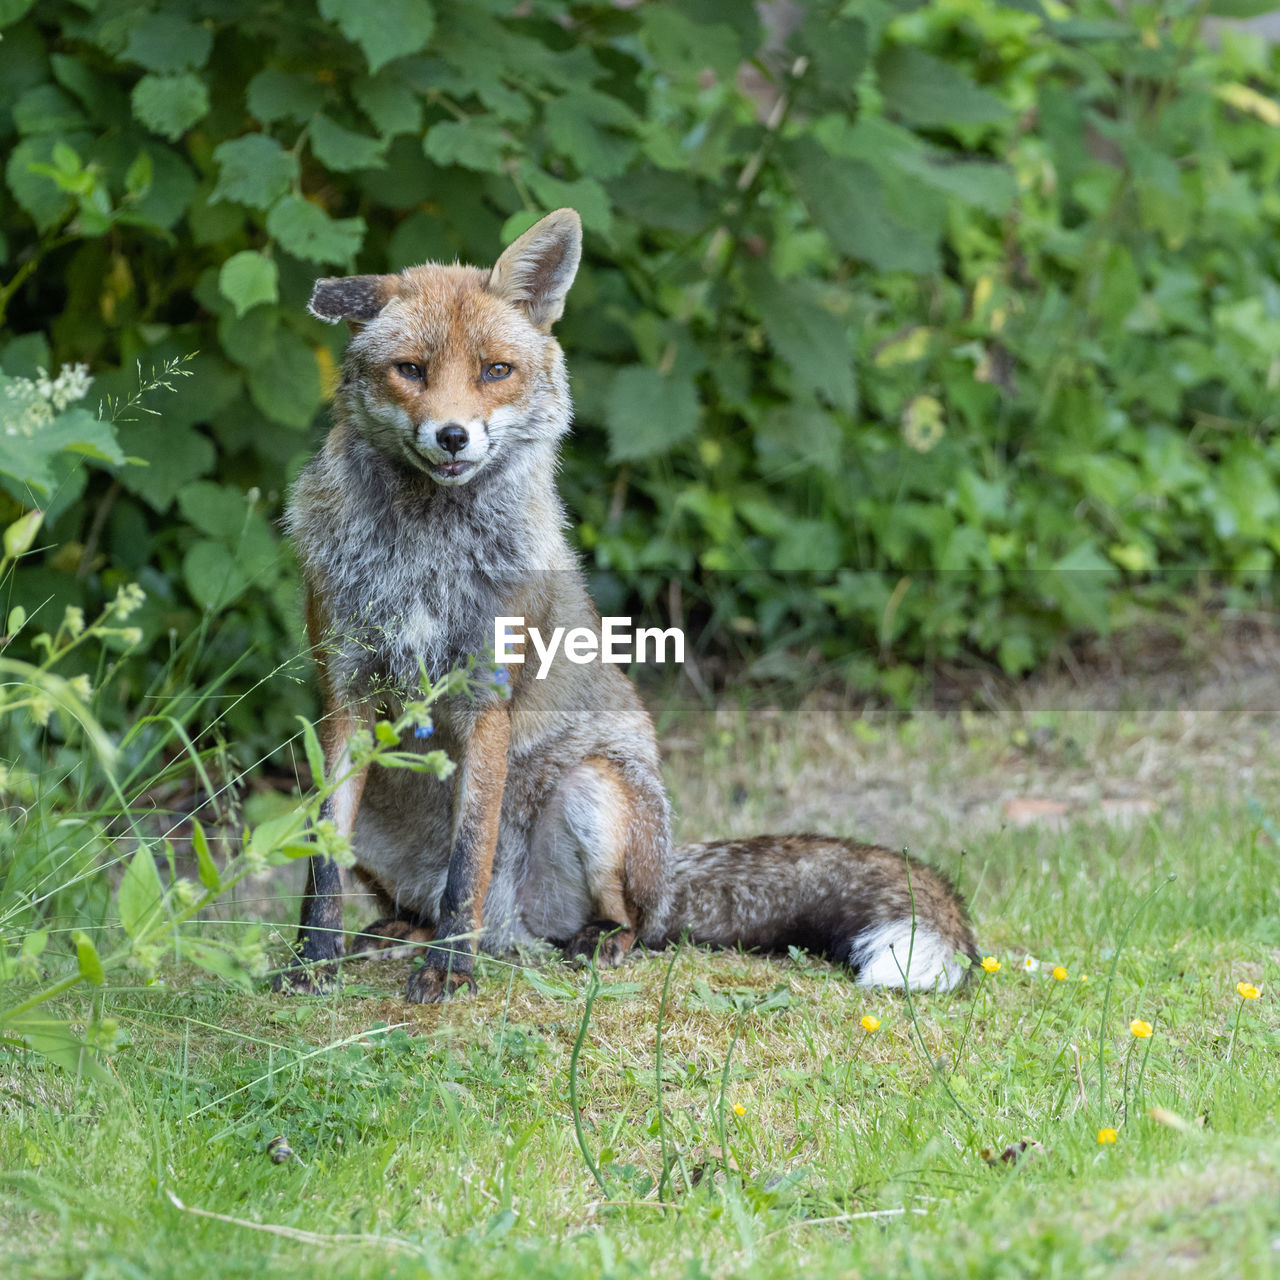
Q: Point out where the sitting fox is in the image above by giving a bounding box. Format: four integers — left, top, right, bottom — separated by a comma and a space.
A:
281, 208, 978, 1002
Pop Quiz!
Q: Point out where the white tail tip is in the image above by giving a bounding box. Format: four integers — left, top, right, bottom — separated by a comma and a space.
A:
850, 920, 967, 991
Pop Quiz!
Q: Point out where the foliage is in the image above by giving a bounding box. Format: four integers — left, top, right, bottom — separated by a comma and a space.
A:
1, 0, 1279, 738
0, 558, 460, 1078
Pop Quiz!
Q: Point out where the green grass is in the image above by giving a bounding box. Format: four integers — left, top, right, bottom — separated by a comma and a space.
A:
3, 693, 1279, 1279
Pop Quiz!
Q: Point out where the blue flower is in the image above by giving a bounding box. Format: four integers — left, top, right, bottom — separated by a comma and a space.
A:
414, 724, 434, 739
492, 667, 510, 686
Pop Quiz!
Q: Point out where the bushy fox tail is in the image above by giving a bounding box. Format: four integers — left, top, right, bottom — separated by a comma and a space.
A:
652, 834, 979, 991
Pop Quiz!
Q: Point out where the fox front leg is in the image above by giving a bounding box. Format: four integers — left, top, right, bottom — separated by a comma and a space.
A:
405, 702, 509, 1003
275, 702, 370, 994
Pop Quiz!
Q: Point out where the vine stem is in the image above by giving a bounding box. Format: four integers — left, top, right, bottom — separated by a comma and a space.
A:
569, 966, 606, 1192
655, 944, 679, 1202
1097, 875, 1174, 1117
894, 852, 978, 1129
716, 1011, 745, 1179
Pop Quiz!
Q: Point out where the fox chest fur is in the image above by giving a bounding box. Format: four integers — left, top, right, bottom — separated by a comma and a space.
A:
289, 428, 569, 697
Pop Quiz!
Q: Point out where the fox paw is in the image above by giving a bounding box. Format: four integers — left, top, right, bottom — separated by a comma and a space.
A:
565, 920, 634, 968
405, 967, 477, 1004
272, 962, 339, 996
353, 918, 435, 954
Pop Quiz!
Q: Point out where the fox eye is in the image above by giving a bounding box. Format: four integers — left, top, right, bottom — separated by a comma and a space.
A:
395, 362, 424, 381
483, 362, 512, 381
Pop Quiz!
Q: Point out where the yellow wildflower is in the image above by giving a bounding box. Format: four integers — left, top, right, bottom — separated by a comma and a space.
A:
860, 1016, 880, 1033
1097, 1128, 1118, 1145
1051, 966, 1068, 981
732, 1104, 746, 1116
1237, 982, 1260, 1000
981, 956, 1001, 974
1130, 1019, 1153, 1039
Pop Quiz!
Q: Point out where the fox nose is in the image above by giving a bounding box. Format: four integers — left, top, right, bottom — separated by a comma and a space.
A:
436, 424, 468, 456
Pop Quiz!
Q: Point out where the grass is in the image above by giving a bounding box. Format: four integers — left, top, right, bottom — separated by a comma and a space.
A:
2, 687, 1279, 1279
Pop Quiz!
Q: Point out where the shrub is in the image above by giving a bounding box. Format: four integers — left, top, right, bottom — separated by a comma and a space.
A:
0, 0, 1277, 737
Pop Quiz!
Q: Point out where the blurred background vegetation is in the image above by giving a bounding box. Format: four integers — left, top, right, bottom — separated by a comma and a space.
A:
3, 0, 1280, 771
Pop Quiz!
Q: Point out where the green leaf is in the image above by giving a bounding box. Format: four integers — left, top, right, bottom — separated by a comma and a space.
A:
520, 967, 577, 1000
318, 0, 436, 73
266, 195, 365, 265
754, 405, 843, 478
13, 84, 86, 135
124, 14, 213, 73
218, 250, 279, 317
0, 0, 36, 28
890, 150, 1016, 216
0, 405, 127, 500
6, 137, 75, 231
544, 91, 638, 180
246, 68, 325, 125
309, 114, 387, 172
4, 509, 43, 558
746, 269, 856, 412
499, 210, 543, 244
183, 538, 251, 610
783, 138, 938, 273
130, 72, 210, 141
191, 821, 222, 892
123, 151, 152, 198
177, 480, 249, 540
877, 46, 1008, 129
772, 519, 842, 572
524, 170, 611, 236
298, 716, 326, 786
640, 7, 742, 80
3, 1014, 111, 1082
247, 327, 324, 428
353, 75, 422, 137
211, 135, 299, 210
605, 366, 700, 462
1046, 543, 1116, 633
179, 938, 254, 987
115, 422, 215, 512
609, 167, 716, 236
998, 634, 1036, 676
118, 844, 165, 940
73, 931, 105, 985
424, 118, 508, 173
127, 145, 197, 231
1216, 441, 1280, 540
248, 807, 309, 861
217, 304, 279, 369
44, 409, 125, 464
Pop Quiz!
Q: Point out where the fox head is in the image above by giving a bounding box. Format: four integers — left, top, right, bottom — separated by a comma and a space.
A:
308, 209, 581, 487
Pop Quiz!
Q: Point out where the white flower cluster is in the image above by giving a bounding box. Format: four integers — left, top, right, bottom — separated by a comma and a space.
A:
36, 363, 94, 411
2, 363, 94, 437
112, 582, 146, 619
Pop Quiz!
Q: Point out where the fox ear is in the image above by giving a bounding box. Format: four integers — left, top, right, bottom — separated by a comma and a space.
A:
307, 274, 399, 326
486, 208, 582, 331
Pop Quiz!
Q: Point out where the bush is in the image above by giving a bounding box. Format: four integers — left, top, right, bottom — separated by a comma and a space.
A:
1, 0, 1278, 740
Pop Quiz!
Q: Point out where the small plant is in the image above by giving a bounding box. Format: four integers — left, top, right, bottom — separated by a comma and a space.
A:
0, 580, 459, 1079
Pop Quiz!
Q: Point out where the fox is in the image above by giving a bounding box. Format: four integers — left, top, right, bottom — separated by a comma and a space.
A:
279, 208, 979, 1003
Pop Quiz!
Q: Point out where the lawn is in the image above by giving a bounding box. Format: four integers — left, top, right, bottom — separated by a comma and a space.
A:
2, 678, 1278, 1279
